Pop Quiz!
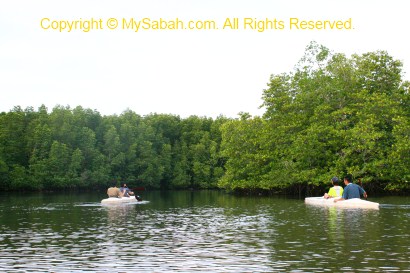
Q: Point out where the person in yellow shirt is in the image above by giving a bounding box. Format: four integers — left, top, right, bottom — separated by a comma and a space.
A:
324, 177, 344, 199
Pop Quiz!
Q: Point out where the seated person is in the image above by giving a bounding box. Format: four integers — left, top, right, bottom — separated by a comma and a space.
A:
334, 175, 367, 202
324, 177, 344, 199
107, 186, 120, 198
119, 183, 134, 197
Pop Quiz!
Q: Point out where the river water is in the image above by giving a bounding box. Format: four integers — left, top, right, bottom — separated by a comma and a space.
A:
0, 191, 409, 272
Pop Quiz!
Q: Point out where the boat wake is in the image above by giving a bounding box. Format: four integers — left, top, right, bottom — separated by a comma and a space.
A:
379, 204, 410, 209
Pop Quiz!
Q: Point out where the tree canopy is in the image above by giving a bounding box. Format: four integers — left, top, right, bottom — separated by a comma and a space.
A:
0, 106, 228, 190
219, 42, 409, 193
1, 42, 408, 193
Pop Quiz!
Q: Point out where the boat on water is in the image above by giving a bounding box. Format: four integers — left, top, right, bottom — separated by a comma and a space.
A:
101, 195, 142, 204
305, 197, 379, 209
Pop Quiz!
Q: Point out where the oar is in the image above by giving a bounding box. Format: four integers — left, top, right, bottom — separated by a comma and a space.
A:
129, 187, 144, 201
357, 178, 367, 200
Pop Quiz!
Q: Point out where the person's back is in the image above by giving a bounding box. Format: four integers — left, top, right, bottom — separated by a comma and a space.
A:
342, 180, 365, 199
334, 175, 367, 203
328, 185, 343, 198
107, 186, 120, 197
120, 183, 133, 197
324, 177, 343, 199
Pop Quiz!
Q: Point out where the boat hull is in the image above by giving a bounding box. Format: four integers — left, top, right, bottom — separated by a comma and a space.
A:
305, 197, 379, 209
101, 196, 138, 204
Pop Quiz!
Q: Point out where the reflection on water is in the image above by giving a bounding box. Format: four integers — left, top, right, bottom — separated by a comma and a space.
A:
0, 191, 409, 272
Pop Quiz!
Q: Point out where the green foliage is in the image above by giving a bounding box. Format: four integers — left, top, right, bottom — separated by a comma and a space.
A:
1, 43, 408, 194
220, 42, 409, 193
219, 116, 273, 190
0, 106, 229, 191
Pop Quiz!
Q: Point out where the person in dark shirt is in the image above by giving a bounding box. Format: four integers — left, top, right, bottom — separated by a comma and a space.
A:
119, 183, 134, 197
334, 175, 367, 203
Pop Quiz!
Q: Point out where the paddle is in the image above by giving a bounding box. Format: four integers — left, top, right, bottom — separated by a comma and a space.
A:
128, 187, 144, 201
357, 178, 367, 200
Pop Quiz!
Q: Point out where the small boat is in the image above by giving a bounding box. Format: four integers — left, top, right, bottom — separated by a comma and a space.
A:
305, 197, 379, 210
101, 195, 142, 204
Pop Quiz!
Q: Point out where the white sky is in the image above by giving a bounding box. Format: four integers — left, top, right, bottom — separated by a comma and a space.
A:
1, 0, 409, 118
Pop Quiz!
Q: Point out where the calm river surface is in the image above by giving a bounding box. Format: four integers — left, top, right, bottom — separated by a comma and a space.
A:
0, 191, 409, 272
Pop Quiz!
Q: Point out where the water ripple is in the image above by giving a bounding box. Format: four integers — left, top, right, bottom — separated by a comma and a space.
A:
0, 193, 409, 272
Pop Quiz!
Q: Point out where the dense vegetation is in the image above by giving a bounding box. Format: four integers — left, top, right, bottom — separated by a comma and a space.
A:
0, 107, 228, 190
220, 42, 409, 194
1, 42, 409, 193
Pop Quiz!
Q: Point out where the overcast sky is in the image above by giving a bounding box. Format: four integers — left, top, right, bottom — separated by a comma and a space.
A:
1, 0, 409, 118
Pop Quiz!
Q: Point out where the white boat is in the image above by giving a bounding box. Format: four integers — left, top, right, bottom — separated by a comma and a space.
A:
101, 196, 140, 204
305, 197, 379, 210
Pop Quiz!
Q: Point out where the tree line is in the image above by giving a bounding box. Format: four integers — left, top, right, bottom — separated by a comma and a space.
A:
1, 42, 409, 193
220, 42, 409, 194
0, 106, 228, 190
